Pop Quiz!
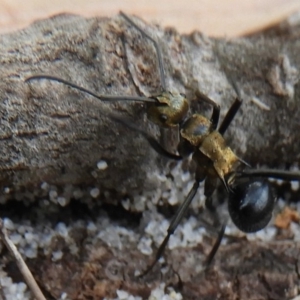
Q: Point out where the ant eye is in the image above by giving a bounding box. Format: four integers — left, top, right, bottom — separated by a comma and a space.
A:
160, 114, 168, 122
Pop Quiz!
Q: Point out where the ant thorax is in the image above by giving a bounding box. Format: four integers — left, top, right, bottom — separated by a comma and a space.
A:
179, 113, 239, 183
180, 114, 212, 146
147, 91, 189, 127
200, 131, 239, 181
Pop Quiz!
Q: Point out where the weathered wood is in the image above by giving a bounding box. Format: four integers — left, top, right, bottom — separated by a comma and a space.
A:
0, 13, 300, 203
1, 13, 300, 300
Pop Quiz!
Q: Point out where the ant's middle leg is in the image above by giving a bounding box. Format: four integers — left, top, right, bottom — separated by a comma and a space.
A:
218, 97, 242, 135
212, 43, 243, 135
203, 177, 226, 268
139, 180, 200, 277
217, 97, 250, 167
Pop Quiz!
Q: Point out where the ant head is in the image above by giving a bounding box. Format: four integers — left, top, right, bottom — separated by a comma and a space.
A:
147, 91, 189, 127
228, 178, 275, 233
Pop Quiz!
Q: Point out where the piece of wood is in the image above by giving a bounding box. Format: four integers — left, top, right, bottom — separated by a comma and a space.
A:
0, 219, 47, 300
0, 13, 300, 300
0, 13, 300, 204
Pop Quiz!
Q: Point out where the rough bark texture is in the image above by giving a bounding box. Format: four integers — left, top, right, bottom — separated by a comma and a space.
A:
0, 13, 300, 201
0, 13, 300, 300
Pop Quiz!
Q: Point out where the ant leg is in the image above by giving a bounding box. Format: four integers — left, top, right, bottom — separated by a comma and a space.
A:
237, 156, 251, 167
120, 12, 167, 91
216, 97, 250, 167
218, 97, 242, 135
203, 178, 224, 228
236, 169, 300, 181
205, 196, 215, 212
213, 42, 244, 135
202, 178, 226, 268
108, 113, 182, 161
195, 90, 220, 130
203, 177, 218, 212
138, 181, 200, 277
204, 224, 226, 268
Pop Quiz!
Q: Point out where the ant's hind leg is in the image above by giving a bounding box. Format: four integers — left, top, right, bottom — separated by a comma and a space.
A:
204, 224, 226, 268
202, 179, 226, 268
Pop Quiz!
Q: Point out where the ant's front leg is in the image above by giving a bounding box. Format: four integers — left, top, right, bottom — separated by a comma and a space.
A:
108, 113, 183, 161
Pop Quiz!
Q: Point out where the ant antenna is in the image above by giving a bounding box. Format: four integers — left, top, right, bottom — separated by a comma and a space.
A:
25, 75, 157, 103
120, 11, 167, 91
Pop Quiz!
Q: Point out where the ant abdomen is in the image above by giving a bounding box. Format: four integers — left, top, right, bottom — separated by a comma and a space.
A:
228, 179, 275, 233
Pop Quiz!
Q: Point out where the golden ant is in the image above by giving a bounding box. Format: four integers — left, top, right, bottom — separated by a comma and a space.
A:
25, 12, 300, 277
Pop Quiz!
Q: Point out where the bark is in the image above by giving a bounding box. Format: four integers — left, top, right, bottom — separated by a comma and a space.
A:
0, 13, 300, 202
0, 13, 300, 300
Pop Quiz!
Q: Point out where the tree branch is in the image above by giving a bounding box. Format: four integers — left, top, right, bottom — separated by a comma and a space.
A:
0, 13, 299, 202
0, 13, 300, 300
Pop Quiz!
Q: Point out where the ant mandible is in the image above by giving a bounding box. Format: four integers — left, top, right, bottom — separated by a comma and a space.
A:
25, 12, 300, 276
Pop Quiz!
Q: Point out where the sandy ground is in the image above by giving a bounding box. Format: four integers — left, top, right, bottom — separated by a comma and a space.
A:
1, 2, 300, 300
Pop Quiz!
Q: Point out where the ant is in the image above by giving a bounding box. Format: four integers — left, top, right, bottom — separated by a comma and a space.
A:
25, 12, 300, 276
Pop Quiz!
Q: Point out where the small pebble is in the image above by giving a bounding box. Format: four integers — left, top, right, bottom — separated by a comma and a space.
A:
97, 160, 108, 170
90, 188, 100, 198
